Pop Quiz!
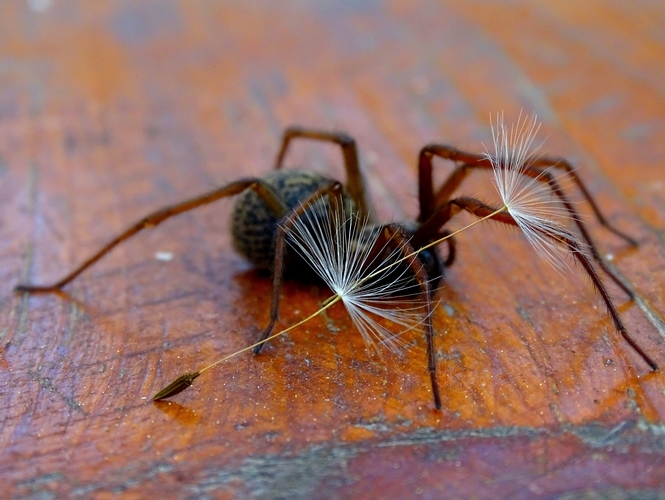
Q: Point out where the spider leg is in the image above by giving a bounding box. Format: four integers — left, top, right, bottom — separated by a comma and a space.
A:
417, 144, 636, 298
417, 145, 480, 222
377, 223, 440, 410
274, 126, 372, 219
252, 180, 345, 354
433, 153, 636, 245
529, 156, 637, 245
438, 230, 457, 267
15, 179, 287, 292
414, 196, 658, 372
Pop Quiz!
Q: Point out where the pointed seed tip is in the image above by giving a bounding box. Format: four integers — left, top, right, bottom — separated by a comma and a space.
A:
153, 372, 201, 401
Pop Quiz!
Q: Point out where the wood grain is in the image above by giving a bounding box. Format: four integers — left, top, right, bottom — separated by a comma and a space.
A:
1, 1, 664, 498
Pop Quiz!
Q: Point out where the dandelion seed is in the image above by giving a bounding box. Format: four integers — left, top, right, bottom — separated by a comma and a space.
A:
285, 199, 437, 354
486, 111, 582, 271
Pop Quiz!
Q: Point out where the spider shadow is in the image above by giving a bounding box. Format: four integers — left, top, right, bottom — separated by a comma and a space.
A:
13, 287, 99, 319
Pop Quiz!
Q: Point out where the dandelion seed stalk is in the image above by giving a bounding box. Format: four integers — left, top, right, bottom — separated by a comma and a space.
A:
153, 295, 341, 400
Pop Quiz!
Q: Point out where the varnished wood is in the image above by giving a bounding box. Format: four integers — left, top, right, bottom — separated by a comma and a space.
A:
2, 1, 665, 498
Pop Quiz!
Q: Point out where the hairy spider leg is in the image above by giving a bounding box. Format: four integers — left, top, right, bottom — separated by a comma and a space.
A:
14, 178, 288, 292
274, 126, 372, 220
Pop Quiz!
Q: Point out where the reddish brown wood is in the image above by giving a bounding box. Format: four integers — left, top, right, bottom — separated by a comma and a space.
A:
1, 1, 665, 498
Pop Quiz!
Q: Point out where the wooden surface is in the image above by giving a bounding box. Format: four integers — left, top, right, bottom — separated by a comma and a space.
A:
2, 1, 665, 498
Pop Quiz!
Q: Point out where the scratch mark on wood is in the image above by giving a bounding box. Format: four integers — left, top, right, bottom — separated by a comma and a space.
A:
27, 369, 86, 414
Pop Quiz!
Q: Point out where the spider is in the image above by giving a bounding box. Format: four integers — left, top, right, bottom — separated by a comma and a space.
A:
16, 125, 658, 409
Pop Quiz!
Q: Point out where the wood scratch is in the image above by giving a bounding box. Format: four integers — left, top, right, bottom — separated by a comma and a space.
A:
27, 369, 86, 414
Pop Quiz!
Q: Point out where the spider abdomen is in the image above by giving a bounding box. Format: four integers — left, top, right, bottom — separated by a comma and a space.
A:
231, 169, 356, 270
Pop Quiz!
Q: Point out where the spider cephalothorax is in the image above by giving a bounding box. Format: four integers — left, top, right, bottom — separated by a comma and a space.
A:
16, 119, 658, 409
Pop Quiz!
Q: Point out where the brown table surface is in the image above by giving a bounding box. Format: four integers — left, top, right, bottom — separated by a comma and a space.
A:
2, 1, 665, 498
